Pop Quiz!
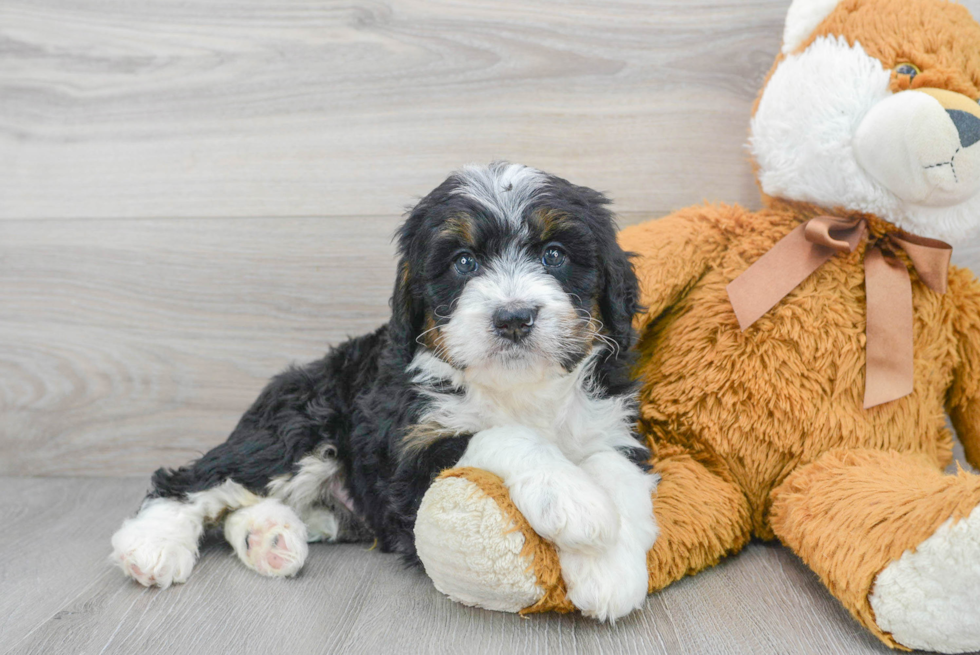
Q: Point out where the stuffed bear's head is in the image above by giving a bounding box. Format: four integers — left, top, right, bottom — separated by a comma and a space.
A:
750, 0, 980, 242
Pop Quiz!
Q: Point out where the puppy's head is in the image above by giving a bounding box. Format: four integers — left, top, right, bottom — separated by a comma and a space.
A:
389, 162, 638, 386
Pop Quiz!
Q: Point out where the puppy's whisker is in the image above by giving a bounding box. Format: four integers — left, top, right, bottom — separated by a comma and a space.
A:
415, 324, 442, 346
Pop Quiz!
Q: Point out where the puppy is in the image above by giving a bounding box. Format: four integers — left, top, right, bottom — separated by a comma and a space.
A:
110, 162, 659, 621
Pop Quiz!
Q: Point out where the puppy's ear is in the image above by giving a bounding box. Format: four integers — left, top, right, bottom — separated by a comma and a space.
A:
561, 181, 640, 355
388, 199, 430, 363
598, 242, 641, 354
388, 256, 424, 362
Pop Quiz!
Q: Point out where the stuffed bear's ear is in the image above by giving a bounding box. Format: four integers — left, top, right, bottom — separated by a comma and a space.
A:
783, 0, 843, 54
598, 242, 641, 356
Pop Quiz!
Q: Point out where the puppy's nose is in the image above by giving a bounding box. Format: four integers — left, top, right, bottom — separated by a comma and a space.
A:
948, 109, 980, 148
493, 306, 538, 343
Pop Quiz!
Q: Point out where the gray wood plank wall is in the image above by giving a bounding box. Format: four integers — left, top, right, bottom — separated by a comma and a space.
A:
3, 0, 980, 477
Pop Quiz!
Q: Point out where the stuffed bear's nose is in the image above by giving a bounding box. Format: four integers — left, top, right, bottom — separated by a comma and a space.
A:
492, 306, 538, 343
948, 109, 980, 148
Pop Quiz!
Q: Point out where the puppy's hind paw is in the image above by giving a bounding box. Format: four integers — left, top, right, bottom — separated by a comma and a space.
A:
225, 499, 309, 578
110, 501, 200, 588
113, 541, 197, 588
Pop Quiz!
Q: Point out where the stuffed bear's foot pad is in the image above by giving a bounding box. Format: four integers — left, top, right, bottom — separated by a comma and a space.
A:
225, 499, 309, 578
870, 504, 980, 653
416, 475, 544, 612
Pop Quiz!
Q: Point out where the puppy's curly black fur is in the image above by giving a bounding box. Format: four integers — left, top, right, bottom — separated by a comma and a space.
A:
127, 162, 643, 568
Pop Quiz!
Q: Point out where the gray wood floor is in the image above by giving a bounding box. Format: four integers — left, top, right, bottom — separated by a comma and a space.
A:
2, 476, 898, 655
3, 0, 980, 653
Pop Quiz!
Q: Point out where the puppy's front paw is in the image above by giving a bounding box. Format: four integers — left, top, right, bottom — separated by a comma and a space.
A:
510, 470, 619, 553
561, 540, 649, 623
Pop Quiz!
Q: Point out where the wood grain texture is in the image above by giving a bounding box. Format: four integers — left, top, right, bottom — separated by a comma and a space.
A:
2, 0, 980, 475
0, 216, 401, 475
0, 477, 144, 648
3, 216, 979, 476
0, 0, 782, 220
2, 476, 897, 655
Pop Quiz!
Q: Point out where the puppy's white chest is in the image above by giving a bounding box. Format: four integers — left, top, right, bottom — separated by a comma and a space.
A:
426, 382, 634, 462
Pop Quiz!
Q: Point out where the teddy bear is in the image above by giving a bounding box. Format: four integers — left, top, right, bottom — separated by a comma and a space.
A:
411, 0, 980, 652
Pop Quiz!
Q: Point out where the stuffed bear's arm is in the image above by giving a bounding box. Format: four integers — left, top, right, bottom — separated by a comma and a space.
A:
618, 204, 733, 329
946, 265, 980, 468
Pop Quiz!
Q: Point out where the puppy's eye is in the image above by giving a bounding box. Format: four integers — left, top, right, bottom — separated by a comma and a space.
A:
895, 63, 919, 80
542, 246, 566, 268
454, 251, 479, 275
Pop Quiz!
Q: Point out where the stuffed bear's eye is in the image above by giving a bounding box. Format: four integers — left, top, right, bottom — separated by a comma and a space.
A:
895, 63, 920, 80
542, 245, 566, 268
454, 251, 479, 275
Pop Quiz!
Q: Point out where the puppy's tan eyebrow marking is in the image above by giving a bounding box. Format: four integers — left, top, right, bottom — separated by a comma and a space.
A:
440, 214, 475, 246
531, 208, 573, 240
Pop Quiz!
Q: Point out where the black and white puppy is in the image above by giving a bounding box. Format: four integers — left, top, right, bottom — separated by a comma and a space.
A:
111, 162, 658, 621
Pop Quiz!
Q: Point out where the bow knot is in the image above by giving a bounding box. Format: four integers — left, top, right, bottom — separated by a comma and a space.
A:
726, 215, 952, 408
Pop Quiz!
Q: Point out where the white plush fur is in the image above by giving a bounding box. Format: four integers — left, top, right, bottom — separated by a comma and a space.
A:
111, 480, 259, 587
416, 476, 544, 612
782, 0, 842, 54
854, 91, 977, 207
869, 505, 980, 653
224, 498, 309, 577
752, 35, 980, 242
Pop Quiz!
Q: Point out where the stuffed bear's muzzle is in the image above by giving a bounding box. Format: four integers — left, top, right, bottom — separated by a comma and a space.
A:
854, 87, 980, 207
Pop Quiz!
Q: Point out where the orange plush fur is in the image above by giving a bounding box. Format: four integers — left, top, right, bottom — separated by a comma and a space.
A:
630, 2, 980, 647
624, 199, 980, 649
420, 0, 980, 650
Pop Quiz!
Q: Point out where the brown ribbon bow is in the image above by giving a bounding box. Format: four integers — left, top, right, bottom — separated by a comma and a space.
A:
726, 215, 952, 408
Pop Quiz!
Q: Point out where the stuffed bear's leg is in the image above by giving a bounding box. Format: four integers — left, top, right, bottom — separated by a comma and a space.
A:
769, 448, 980, 653
644, 447, 753, 592
415, 447, 752, 615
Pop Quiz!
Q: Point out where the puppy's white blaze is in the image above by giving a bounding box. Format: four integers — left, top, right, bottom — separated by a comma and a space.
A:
454, 162, 546, 227
441, 247, 580, 381
410, 236, 654, 621
752, 35, 980, 242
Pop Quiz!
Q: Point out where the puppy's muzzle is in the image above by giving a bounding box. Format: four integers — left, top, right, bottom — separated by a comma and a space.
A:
493, 306, 538, 343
